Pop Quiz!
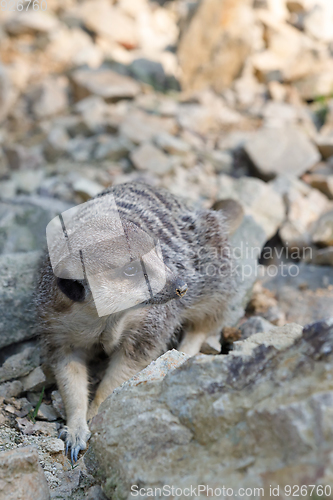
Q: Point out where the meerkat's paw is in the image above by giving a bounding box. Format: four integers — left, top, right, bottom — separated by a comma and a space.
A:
59, 422, 91, 463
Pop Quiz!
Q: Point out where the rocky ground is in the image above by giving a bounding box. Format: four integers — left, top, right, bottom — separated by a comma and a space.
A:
1, 0, 333, 498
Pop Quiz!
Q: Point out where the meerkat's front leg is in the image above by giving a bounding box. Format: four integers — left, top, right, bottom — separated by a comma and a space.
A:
55, 348, 91, 463
87, 348, 152, 421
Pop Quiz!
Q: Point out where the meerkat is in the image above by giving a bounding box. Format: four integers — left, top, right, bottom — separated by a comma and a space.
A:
35, 182, 237, 462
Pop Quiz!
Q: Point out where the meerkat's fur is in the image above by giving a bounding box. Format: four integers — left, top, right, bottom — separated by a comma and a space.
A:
35, 182, 236, 462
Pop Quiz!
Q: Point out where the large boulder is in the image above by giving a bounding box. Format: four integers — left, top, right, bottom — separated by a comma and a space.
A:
86, 319, 333, 498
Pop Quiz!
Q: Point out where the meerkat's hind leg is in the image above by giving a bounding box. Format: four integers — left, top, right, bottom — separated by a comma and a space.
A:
55, 349, 91, 463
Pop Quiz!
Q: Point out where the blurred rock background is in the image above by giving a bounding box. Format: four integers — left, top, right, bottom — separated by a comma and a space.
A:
1, 0, 333, 498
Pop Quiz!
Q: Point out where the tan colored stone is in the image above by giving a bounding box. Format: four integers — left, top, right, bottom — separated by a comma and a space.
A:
0, 446, 50, 500
130, 143, 174, 176
178, 0, 255, 92
71, 68, 141, 102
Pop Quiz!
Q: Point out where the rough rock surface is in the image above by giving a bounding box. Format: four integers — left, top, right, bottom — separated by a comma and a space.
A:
0, 251, 41, 349
262, 263, 333, 325
0, 446, 50, 500
218, 175, 285, 239
86, 320, 333, 499
244, 127, 320, 180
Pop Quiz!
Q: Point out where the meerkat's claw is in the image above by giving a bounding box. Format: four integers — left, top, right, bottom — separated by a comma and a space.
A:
59, 424, 91, 463
71, 445, 81, 464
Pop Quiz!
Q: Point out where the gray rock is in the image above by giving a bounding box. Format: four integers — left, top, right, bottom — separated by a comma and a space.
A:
42, 438, 64, 454
51, 390, 65, 420
205, 150, 233, 174
20, 366, 48, 393
154, 133, 190, 156
261, 263, 333, 325
94, 135, 132, 161
129, 58, 177, 92
86, 485, 108, 500
44, 126, 70, 162
177, 100, 241, 135
114, 350, 189, 395
218, 175, 285, 239
86, 320, 333, 497
0, 340, 41, 383
262, 101, 298, 126
74, 95, 113, 135
0, 380, 23, 398
0, 196, 73, 254
233, 322, 303, 354
66, 136, 96, 162
244, 126, 320, 180
12, 170, 45, 195
0, 147, 9, 178
315, 134, 333, 159
37, 403, 58, 422
74, 94, 107, 115
271, 174, 331, 250
0, 180, 17, 199
16, 418, 58, 438
71, 68, 140, 102
130, 143, 175, 176
120, 109, 176, 145
30, 77, 68, 119
311, 209, 333, 246
0, 251, 41, 349
307, 246, 333, 266
0, 446, 50, 500
4, 144, 44, 171
239, 316, 277, 340
228, 215, 267, 326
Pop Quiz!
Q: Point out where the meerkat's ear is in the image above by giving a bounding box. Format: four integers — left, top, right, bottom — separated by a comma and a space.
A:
56, 278, 85, 302
211, 199, 244, 235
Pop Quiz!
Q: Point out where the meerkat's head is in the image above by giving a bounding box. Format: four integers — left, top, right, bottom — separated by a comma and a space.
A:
47, 194, 187, 317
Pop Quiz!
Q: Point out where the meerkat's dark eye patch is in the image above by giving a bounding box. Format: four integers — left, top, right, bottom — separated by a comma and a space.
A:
57, 278, 85, 302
